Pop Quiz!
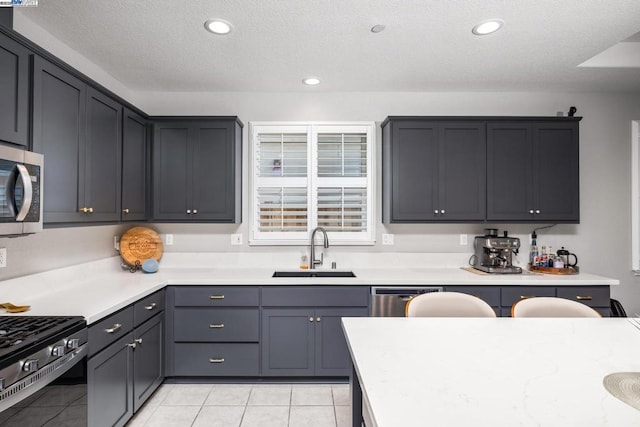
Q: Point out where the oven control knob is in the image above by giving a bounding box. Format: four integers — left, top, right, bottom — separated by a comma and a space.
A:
0, 378, 4, 391
51, 345, 66, 357
22, 359, 39, 372
66, 338, 80, 350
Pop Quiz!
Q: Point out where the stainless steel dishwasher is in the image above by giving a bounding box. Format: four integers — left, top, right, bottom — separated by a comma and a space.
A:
371, 286, 443, 316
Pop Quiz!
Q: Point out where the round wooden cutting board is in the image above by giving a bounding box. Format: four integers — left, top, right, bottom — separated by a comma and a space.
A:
120, 226, 164, 267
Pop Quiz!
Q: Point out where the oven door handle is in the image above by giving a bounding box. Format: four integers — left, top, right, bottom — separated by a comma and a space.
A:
14, 164, 33, 222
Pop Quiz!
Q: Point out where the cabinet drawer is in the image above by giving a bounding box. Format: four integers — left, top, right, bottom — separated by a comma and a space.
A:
262, 286, 369, 307
173, 343, 259, 376
174, 308, 259, 342
174, 286, 259, 307
134, 290, 165, 327
89, 306, 134, 357
444, 286, 500, 306
556, 286, 609, 308
501, 286, 555, 309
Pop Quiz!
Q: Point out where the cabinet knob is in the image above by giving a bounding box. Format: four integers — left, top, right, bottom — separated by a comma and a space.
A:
440, 209, 445, 215
193, 209, 198, 214
316, 317, 321, 322
535, 209, 541, 214
127, 342, 137, 349
80, 207, 88, 213
187, 209, 191, 214
309, 317, 314, 322
529, 209, 534, 214
134, 338, 143, 345
434, 210, 439, 215
122, 208, 130, 214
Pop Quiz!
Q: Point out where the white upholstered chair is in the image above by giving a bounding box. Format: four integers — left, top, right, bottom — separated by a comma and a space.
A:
405, 291, 496, 317
511, 297, 602, 318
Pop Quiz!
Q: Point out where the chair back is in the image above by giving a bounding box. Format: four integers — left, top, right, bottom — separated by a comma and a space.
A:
511, 297, 601, 318
405, 291, 496, 317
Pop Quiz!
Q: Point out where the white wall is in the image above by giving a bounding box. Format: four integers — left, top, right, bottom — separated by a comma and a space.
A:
9, 16, 640, 314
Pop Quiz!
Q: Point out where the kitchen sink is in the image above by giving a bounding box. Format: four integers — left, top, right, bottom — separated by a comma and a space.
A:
272, 270, 356, 278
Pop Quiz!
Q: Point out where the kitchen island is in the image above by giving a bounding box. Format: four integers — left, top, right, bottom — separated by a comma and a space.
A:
342, 317, 640, 426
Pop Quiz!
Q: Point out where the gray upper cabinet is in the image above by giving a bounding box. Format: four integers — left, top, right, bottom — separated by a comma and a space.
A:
32, 56, 122, 223
487, 120, 580, 222
122, 108, 148, 221
152, 118, 242, 222
382, 118, 486, 222
0, 32, 29, 146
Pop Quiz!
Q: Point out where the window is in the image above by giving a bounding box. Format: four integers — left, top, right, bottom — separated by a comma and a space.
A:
250, 122, 375, 245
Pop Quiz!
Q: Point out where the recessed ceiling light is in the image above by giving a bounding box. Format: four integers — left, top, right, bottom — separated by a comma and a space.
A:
371, 24, 386, 33
302, 77, 320, 86
472, 19, 504, 36
204, 19, 233, 35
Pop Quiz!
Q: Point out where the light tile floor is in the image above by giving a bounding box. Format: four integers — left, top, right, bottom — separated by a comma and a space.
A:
126, 383, 352, 427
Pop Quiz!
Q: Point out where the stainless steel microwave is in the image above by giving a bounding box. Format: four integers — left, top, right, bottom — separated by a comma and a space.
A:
0, 145, 43, 236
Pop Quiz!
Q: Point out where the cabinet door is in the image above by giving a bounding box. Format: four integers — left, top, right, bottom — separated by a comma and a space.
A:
122, 109, 148, 221
486, 122, 534, 221
0, 33, 29, 146
533, 121, 579, 222
88, 332, 134, 427
438, 122, 486, 221
152, 123, 191, 220
133, 314, 163, 412
315, 308, 368, 376
32, 56, 87, 223
85, 87, 122, 221
191, 121, 237, 221
261, 309, 314, 376
389, 120, 438, 221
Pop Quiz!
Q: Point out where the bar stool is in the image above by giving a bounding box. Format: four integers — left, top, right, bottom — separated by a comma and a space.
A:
405, 292, 496, 317
511, 297, 602, 318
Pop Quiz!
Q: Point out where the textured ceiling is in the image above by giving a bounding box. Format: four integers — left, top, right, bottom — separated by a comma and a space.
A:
14, 0, 640, 92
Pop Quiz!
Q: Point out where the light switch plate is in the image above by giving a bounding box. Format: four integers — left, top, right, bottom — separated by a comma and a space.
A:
382, 234, 394, 245
231, 234, 243, 245
165, 234, 174, 245
459, 234, 468, 245
0, 248, 7, 268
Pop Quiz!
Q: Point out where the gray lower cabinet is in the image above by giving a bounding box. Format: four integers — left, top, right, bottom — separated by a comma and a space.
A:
88, 291, 164, 427
0, 31, 29, 146
261, 287, 369, 377
446, 285, 610, 317
167, 286, 260, 377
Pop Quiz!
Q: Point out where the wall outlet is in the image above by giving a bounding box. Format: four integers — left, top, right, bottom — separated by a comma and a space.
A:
382, 234, 394, 245
230, 234, 243, 245
459, 234, 468, 245
0, 248, 7, 268
165, 234, 174, 246
114, 236, 120, 251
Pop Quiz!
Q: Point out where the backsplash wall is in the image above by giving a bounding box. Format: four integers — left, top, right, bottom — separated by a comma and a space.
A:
7, 13, 640, 314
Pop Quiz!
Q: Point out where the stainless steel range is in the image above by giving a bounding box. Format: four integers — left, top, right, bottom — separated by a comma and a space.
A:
0, 316, 88, 426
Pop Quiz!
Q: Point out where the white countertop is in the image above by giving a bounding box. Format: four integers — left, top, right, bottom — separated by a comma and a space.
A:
0, 253, 619, 324
342, 317, 640, 427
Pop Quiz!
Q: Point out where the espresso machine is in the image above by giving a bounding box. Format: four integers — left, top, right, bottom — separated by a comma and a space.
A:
472, 229, 522, 274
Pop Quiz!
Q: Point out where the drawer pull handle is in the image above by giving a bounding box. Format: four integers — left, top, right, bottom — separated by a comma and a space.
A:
576, 296, 593, 301
209, 324, 225, 328
134, 338, 143, 345
210, 295, 225, 300
145, 303, 157, 310
519, 295, 537, 300
209, 358, 225, 363
105, 323, 122, 334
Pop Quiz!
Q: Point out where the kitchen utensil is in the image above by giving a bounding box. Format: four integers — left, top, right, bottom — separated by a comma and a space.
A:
119, 226, 164, 267
557, 247, 578, 267
142, 258, 159, 273
0, 302, 31, 313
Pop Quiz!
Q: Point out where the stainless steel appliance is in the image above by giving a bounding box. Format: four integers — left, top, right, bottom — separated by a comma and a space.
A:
471, 229, 522, 274
0, 145, 43, 236
0, 316, 88, 426
371, 287, 443, 317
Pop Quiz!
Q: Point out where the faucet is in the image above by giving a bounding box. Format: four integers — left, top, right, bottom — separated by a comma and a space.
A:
309, 227, 329, 269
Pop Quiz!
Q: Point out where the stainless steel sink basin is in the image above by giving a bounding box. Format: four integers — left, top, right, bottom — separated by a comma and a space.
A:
272, 270, 356, 278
